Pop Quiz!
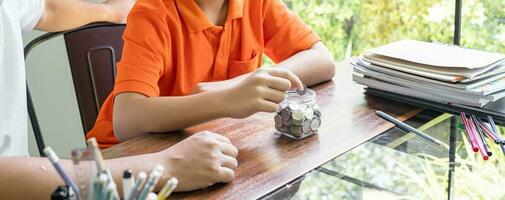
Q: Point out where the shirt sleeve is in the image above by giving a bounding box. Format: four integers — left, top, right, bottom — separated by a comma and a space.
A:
262, 0, 320, 63
113, 3, 170, 97
8, 0, 45, 32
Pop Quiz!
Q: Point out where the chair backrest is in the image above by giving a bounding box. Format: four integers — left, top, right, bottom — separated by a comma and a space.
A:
63, 23, 125, 133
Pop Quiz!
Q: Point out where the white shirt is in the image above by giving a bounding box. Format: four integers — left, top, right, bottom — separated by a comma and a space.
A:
0, 0, 44, 156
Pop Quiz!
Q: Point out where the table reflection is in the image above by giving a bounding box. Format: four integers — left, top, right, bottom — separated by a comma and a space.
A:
261, 110, 505, 200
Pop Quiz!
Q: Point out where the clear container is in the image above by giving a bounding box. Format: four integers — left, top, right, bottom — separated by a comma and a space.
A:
275, 89, 321, 139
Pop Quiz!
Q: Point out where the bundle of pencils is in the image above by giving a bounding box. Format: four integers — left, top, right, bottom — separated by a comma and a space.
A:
460, 112, 505, 160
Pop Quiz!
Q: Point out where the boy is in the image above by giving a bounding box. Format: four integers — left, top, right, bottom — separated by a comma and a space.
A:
87, 0, 336, 147
0, 0, 238, 198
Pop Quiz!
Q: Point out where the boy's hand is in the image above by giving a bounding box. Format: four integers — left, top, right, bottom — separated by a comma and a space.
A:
154, 131, 238, 191
222, 68, 303, 119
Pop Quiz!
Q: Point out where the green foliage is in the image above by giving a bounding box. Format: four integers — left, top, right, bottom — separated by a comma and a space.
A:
263, 0, 505, 65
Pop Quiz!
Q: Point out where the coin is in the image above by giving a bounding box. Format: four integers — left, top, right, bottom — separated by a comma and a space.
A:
304, 108, 314, 120
302, 120, 311, 133
290, 126, 304, 137
276, 125, 288, 133
274, 115, 283, 126
292, 110, 304, 121
281, 108, 291, 121
292, 117, 303, 126
310, 117, 321, 131
296, 84, 307, 96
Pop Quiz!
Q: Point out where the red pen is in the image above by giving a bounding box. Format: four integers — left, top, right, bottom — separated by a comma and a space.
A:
460, 113, 479, 152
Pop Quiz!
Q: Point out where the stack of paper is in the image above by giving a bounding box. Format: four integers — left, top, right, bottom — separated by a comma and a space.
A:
352, 40, 505, 108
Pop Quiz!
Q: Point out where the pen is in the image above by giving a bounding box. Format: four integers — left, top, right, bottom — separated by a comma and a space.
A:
138, 165, 164, 200
471, 115, 492, 157
123, 169, 135, 200
127, 171, 147, 200
87, 138, 105, 172
460, 113, 479, 152
376, 111, 443, 145
44, 147, 80, 199
157, 178, 178, 200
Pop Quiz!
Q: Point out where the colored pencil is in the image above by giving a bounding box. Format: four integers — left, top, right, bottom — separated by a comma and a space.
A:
460, 113, 479, 152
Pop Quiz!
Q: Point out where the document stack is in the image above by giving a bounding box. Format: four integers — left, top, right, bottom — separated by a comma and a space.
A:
352, 40, 505, 109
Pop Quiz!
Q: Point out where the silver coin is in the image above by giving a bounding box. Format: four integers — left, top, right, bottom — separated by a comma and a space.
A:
310, 117, 321, 131
304, 108, 314, 120
302, 120, 311, 133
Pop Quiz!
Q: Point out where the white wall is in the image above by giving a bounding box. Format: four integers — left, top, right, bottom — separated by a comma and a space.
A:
23, 31, 86, 158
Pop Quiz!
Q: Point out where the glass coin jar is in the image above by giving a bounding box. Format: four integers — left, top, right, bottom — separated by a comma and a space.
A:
274, 88, 321, 139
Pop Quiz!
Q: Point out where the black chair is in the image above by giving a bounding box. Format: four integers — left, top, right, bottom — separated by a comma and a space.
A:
24, 23, 126, 156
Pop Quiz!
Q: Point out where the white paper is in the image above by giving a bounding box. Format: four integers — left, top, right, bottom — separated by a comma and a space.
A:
366, 40, 505, 69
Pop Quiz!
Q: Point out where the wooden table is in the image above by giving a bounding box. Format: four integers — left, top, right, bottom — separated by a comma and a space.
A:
102, 61, 422, 199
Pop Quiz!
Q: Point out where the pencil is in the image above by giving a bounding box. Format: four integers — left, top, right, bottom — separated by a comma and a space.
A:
488, 115, 505, 144
475, 117, 500, 144
460, 113, 479, 152
470, 115, 491, 159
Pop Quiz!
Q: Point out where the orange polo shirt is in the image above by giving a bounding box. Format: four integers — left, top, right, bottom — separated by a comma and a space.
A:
86, 0, 320, 148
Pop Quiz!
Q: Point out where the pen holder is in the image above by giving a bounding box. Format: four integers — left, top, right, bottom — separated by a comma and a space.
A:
275, 88, 321, 139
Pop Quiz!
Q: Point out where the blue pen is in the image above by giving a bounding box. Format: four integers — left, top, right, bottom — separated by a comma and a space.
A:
44, 147, 80, 199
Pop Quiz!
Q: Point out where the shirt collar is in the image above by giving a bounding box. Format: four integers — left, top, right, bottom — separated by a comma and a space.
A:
175, 0, 244, 33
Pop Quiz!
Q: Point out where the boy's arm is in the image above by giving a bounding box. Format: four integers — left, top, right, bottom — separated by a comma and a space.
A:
35, 0, 134, 32
275, 42, 335, 86
113, 68, 303, 141
192, 42, 335, 94
0, 132, 238, 199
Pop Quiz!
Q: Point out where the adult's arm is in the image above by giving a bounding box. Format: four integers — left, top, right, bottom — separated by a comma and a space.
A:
0, 132, 239, 199
35, 0, 134, 32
